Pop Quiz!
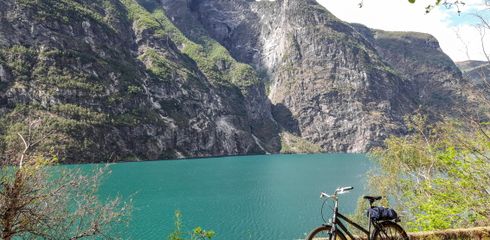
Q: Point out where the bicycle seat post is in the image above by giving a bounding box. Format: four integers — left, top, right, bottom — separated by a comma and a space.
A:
367, 203, 373, 237
332, 194, 339, 225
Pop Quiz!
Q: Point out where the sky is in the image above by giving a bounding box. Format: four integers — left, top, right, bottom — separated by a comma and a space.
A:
317, 0, 490, 62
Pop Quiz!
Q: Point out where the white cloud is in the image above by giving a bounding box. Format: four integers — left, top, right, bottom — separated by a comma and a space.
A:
317, 0, 490, 62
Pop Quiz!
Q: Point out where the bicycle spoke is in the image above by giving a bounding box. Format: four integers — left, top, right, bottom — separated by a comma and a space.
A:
314, 230, 338, 240
373, 222, 408, 240
306, 226, 346, 240
310, 229, 328, 240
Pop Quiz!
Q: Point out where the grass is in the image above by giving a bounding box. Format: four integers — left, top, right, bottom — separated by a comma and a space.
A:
352, 226, 490, 240
121, 0, 260, 88
0, 45, 111, 94
280, 132, 323, 154
50, 103, 108, 124
0, 45, 36, 82
408, 226, 490, 240
138, 49, 173, 80
16, 0, 117, 32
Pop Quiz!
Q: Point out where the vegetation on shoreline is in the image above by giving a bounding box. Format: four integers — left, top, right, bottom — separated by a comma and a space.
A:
279, 132, 323, 154
364, 115, 490, 231
408, 226, 490, 240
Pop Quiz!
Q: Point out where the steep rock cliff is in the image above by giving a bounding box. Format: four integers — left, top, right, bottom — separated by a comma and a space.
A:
0, 0, 481, 162
456, 60, 490, 117
356, 26, 469, 117
0, 0, 279, 162
457, 60, 490, 87
164, 0, 473, 152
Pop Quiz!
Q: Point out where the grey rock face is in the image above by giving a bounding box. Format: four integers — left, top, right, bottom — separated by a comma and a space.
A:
457, 60, 490, 86
0, 0, 480, 162
164, 0, 408, 152
455, 60, 490, 119
163, 0, 477, 152
0, 64, 7, 82
0, 0, 278, 162
365, 28, 467, 115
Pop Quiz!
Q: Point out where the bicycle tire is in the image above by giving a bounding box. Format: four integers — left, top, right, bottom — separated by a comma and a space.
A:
305, 225, 347, 240
372, 221, 409, 240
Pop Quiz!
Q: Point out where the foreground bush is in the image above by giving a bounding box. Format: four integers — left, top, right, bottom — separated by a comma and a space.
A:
168, 210, 215, 240
368, 115, 490, 231
0, 118, 131, 239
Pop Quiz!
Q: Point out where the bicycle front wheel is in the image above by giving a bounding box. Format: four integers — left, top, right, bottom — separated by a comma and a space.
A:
372, 221, 409, 240
305, 225, 347, 240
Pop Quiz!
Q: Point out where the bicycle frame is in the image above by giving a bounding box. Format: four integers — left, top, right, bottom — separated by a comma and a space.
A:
327, 196, 381, 240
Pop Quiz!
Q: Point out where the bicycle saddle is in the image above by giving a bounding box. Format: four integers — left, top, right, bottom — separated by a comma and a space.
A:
363, 196, 382, 201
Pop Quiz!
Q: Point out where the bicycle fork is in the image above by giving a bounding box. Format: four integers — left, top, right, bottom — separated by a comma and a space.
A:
328, 198, 340, 240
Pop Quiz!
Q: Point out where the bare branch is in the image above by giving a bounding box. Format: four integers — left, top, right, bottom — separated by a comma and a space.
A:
1, 121, 131, 240
16, 133, 28, 168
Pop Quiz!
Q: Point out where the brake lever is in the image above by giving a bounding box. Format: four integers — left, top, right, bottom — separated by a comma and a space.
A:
320, 192, 328, 198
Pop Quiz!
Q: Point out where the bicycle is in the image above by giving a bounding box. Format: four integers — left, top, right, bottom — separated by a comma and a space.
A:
305, 186, 409, 240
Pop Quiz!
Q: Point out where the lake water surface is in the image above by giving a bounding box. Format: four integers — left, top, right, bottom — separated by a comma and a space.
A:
86, 154, 372, 240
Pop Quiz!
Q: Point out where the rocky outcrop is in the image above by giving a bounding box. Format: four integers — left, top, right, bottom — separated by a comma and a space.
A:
457, 60, 490, 87
360, 27, 469, 117
165, 0, 474, 152
0, 0, 481, 162
0, 0, 279, 162
456, 60, 490, 118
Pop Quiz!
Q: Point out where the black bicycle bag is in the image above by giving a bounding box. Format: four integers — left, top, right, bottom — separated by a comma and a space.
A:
367, 206, 398, 221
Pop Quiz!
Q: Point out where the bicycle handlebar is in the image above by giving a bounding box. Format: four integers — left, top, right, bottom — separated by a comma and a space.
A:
320, 186, 354, 199
337, 186, 353, 192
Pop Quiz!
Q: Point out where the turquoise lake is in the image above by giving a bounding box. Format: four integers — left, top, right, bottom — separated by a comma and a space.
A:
85, 154, 372, 240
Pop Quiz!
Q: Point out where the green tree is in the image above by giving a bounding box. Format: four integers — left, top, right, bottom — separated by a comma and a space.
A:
168, 210, 215, 240
367, 115, 490, 231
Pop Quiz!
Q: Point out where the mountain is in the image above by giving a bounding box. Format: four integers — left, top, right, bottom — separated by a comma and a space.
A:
457, 60, 490, 86
0, 0, 481, 163
456, 60, 490, 116
163, 0, 474, 151
0, 0, 282, 162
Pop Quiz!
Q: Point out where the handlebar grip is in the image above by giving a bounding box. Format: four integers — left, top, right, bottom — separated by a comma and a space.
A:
337, 186, 353, 192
